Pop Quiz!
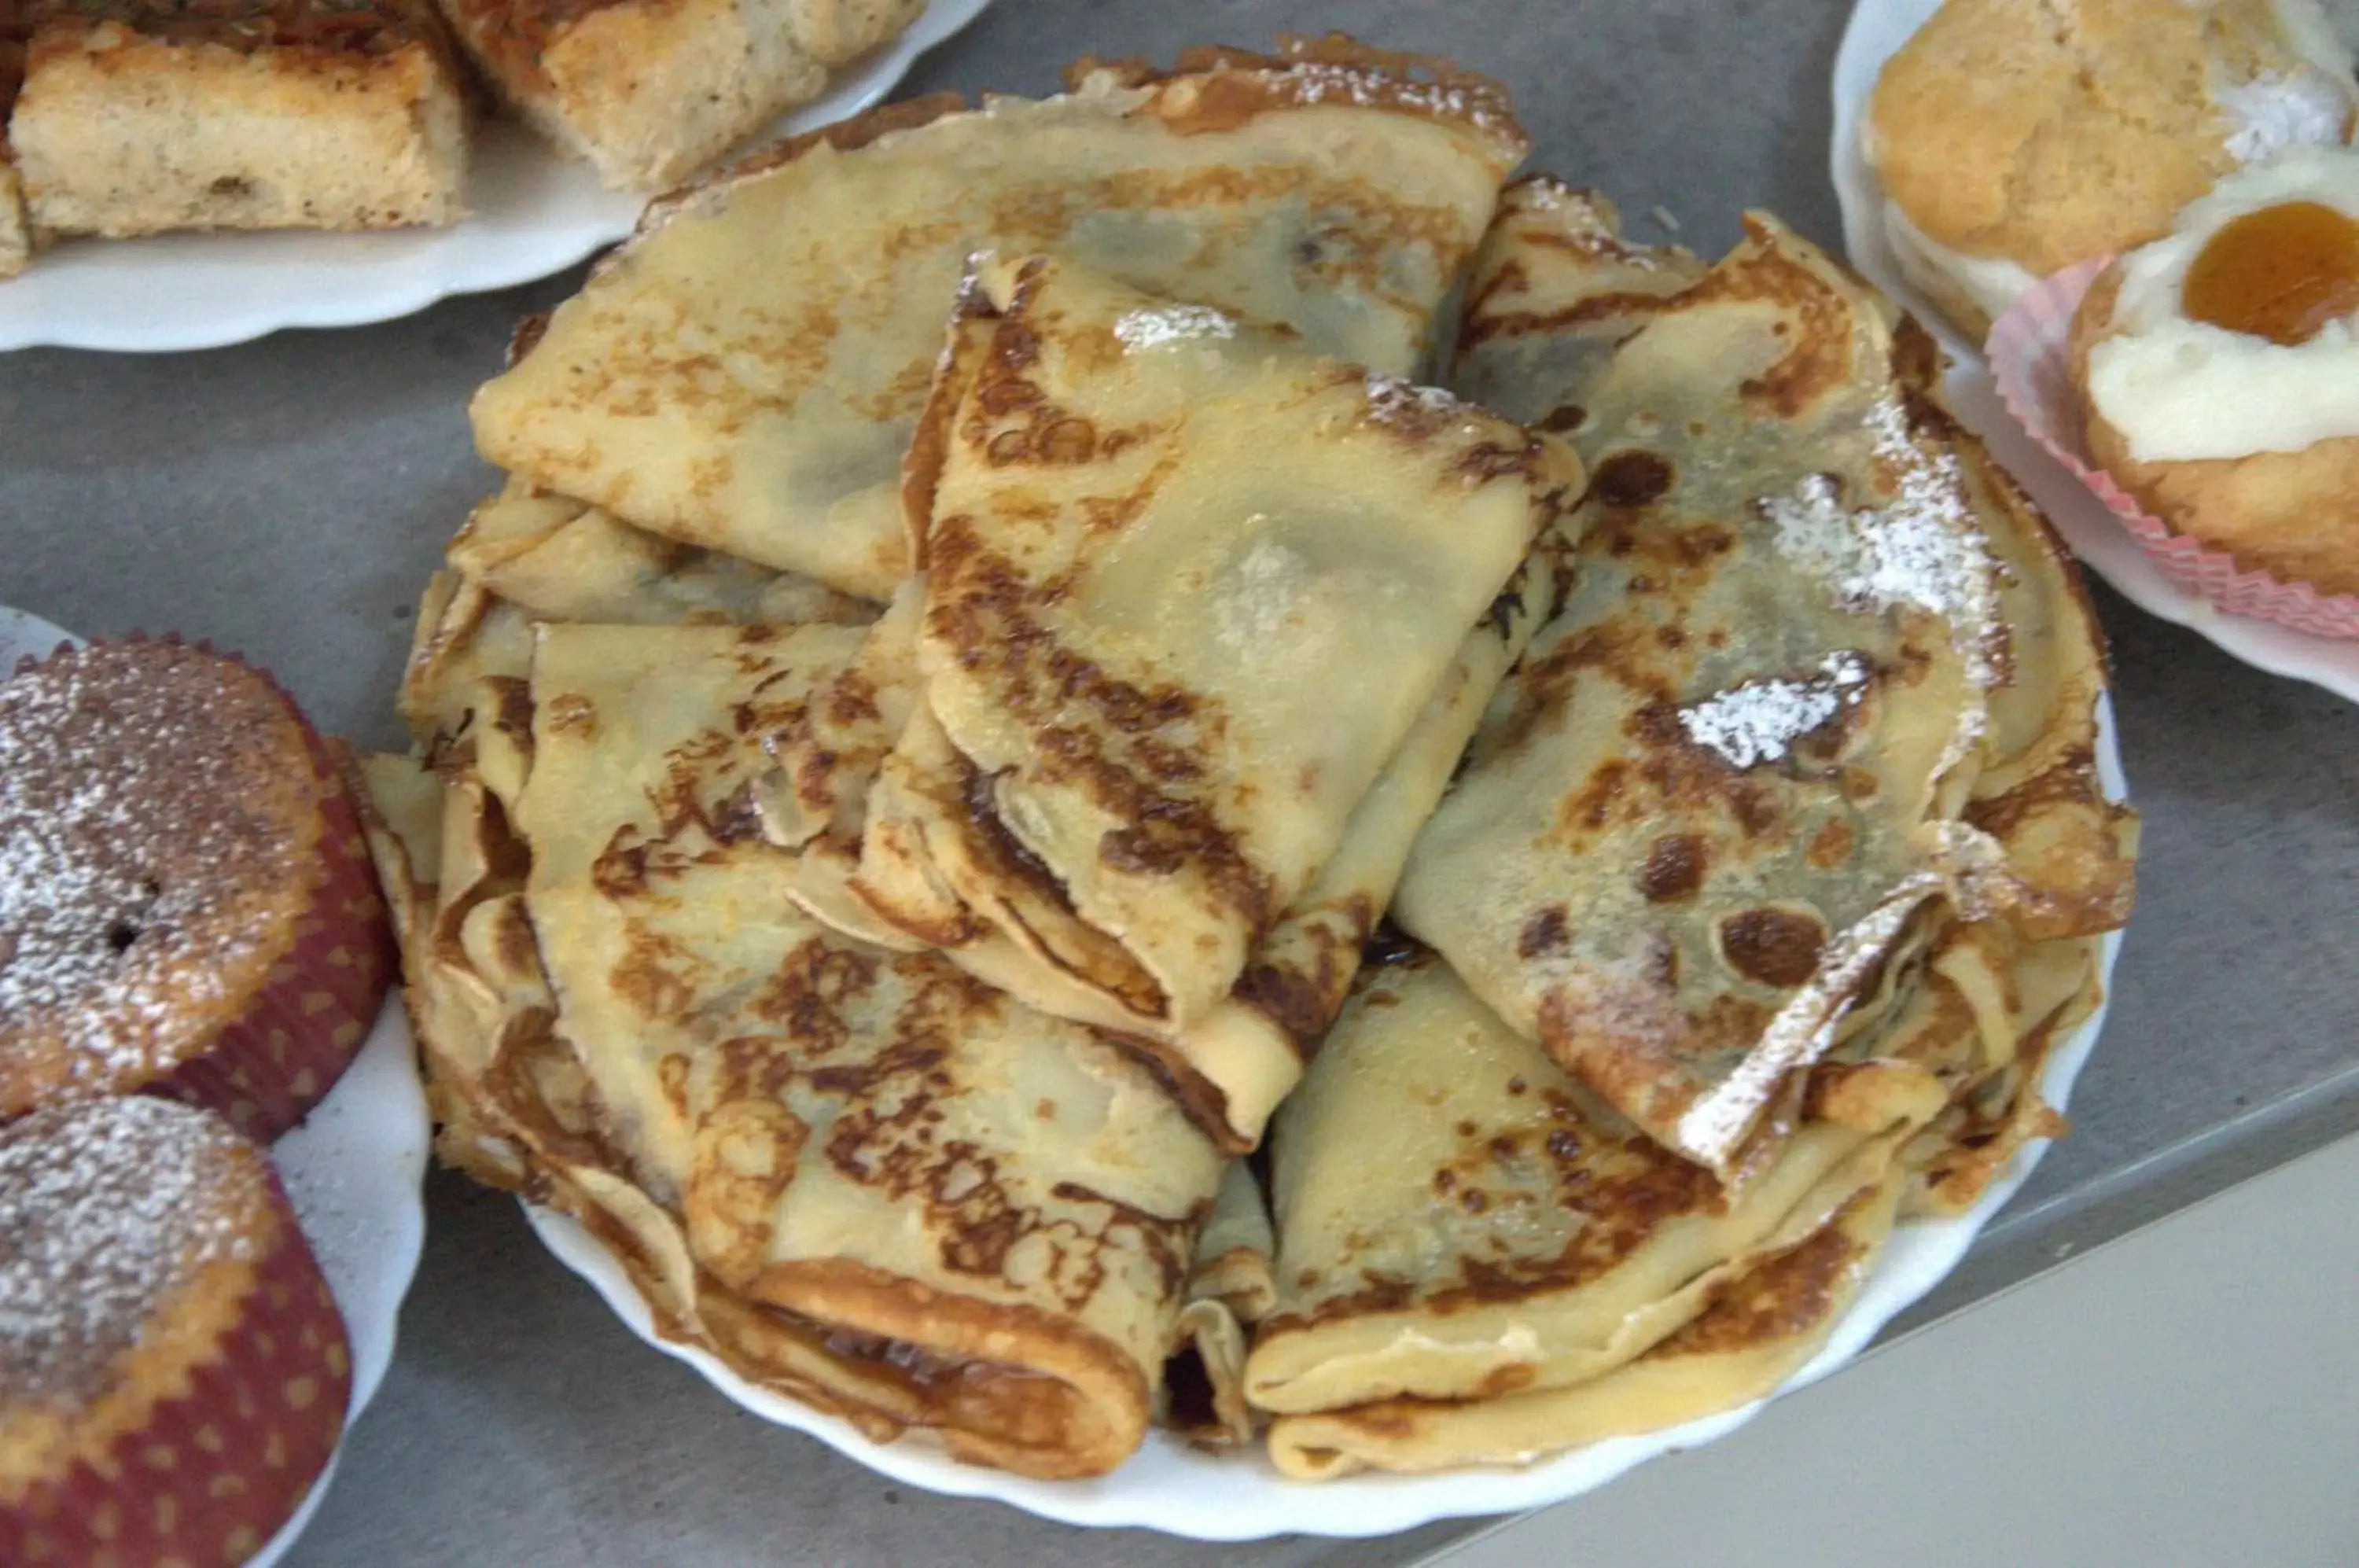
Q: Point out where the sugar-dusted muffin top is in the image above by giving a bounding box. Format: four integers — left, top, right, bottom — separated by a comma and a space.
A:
0, 1095, 270, 1421
0, 639, 329, 1113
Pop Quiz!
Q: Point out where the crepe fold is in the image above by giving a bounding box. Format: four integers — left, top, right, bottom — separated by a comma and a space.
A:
1267, 1156, 1906, 1479
1159, 1162, 1276, 1452
469, 37, 1531, 601
395, 480, 880, 758
378, 621, 1237, 1479
1400, 183, 2024, 1176
445, 478, 878, 631
840, 252, 1573, 1148
1246, 950, 1924, 1476
1246, 909, 2103, 1478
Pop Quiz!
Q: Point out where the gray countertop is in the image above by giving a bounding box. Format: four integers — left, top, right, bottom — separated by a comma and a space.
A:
4, 1, 2356, 1562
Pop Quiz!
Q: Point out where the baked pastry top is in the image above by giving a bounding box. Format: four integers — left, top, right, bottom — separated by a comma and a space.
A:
0, 639, 375, 1128
0, 1095, 352, 1566
1869, 0, 2357, 333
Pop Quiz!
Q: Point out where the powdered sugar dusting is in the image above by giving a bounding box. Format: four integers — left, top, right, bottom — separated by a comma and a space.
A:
1760, 396, 2002, 687
2218, 68, 2353, 163
1364, 373, 1467, 427
0, 1096, 263, 1404
1677, 650, 1871, 769
1113, 304, 1237, 351
0, 642, 307, 1088
1214, 534, 1313, 650
1267, 59, 1507, 131
1673, 885, 1936, 1169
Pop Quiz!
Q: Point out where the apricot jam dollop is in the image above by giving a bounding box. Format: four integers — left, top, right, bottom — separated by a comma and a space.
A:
2182, 200, 2359, 346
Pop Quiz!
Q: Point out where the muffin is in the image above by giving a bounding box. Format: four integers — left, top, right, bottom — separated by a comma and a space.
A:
2068, 145, 2359, 597
0, 637, 393, 1139
1868, 0, 2357, 339
0, 1096, 352, 1567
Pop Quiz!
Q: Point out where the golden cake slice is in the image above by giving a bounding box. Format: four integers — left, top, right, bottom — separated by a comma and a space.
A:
432, 0, 873, 191
11, 0, 469, 241
0, 27, 28, 276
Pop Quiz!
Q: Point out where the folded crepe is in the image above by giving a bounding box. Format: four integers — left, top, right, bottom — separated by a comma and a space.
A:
1245, 908, 2112, 1478
1267, 1164, 1906, 1478
398, 481, 879, 756
1939, 389, 2139, 942
1399, 186, 2018, 1176
398, 573, 538, 751
848, 252, 1573, 1146
1246, 950, 1921, 1436
1821, 915, 2100, 1218
447, 478, 878, 630
513, 621, 1227, 1480
757, 534, 1561, 1152
469, 37, 1529, 600
1160, 1161, 1275, 1452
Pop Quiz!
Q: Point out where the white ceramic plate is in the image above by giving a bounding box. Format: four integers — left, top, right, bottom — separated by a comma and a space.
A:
524, 705, 2129, 1541
0, 606, 433, 1567
1829, 0, 2359, 705
0, 0, 995, 355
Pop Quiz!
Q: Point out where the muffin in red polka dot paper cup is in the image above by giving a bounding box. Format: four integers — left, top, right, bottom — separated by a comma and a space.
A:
0, 1095, 353, 1567
1987, 158, 2359, 641
0, 636, 395, 1140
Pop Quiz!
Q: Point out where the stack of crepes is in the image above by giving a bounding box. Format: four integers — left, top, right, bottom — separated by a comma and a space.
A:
359, 37, 2139, 1485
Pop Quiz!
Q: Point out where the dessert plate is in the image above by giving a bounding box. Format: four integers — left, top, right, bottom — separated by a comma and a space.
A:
1829, 0, 2359, 705
523, 703, 2130, 1540
0, 0, 995, 355
1, 606, 434, 1568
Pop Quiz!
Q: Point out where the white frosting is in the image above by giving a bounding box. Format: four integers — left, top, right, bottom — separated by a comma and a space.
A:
2088, 146, 2359, 461
1879, 202, 2041, 327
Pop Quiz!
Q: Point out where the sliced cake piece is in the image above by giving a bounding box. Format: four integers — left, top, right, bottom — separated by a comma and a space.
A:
12, 0, 469, 241
1, 27, 28, 275
435, 0, 856, 190
785, 0, 926, 66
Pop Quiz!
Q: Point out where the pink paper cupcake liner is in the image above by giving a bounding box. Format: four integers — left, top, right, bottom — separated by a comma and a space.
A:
1986, 259, 2359, 641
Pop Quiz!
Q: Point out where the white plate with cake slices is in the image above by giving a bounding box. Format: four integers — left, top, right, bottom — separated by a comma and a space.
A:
1, 606, 433, 1568
1830, 0, 2359, 705
0, 0, 994, 356
521, 708, 2129, 1542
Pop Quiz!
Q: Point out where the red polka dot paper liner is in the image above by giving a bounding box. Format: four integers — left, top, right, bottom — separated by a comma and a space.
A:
1986, 260, 2359, 642
0, 1165, 352, 1568
149, 712, 395, 1143
43, 634, 399, 1144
